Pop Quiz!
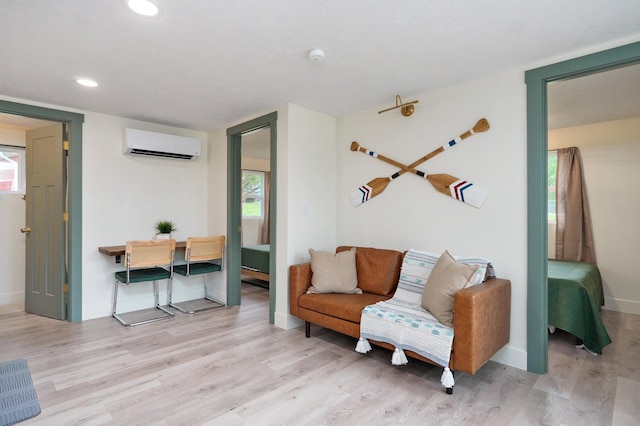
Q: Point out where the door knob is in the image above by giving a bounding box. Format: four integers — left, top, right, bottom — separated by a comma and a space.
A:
20, 227, 31, 234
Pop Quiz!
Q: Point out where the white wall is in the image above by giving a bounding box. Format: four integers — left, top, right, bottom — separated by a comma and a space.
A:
283, 105, 338, 327
336, 71, 529, 370
81, 112, 209, 319
286, 104, 338, 259
549, 117, 640, 314
0, 128, 26, 307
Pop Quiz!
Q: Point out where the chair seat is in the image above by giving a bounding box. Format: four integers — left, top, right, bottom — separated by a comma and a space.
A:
174, 262, 222, 276
115, 267, 171, 283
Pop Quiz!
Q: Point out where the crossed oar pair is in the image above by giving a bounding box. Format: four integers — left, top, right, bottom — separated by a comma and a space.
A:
350, 118, 490, 208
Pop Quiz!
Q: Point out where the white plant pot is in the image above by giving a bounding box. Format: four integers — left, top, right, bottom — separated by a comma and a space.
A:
156, 233, 171, 240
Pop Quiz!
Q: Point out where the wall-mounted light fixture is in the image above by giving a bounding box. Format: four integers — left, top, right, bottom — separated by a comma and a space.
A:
378, 95, 419, 117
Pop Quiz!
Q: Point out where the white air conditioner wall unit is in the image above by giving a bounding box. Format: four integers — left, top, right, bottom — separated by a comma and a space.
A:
123, 128, 202, 160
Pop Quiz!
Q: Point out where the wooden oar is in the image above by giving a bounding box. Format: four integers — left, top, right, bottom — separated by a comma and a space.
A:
350, 118, 489, 206
350, 142, 488, 208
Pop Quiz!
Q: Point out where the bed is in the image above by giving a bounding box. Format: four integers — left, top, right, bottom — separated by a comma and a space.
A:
241, 244, 270, 282
548, 259, 612, 354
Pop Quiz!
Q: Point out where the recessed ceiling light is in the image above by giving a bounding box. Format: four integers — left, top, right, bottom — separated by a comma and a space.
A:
127, 0, 160, 17
76, 79, 98, 88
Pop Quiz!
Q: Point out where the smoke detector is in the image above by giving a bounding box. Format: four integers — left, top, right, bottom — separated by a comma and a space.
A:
308, 48, 326, 62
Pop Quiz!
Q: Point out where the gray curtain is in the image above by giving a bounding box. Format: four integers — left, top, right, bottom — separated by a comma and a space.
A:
261, 171, 271, 245
555, 147, 596, 263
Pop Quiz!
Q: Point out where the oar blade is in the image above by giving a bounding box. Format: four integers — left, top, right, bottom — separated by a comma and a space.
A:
427, 174, 488, 208
350, 177, 390, 206
350, 185, 373, 206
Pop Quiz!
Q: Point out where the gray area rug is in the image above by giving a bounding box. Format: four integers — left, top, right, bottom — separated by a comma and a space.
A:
0, 359, 41, 426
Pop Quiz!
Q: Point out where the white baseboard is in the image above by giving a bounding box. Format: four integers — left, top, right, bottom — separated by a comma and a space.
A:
603, 297, 640, 315
491, 344, 527, 372
0, 291, 24, 306
275, 312, 303, 330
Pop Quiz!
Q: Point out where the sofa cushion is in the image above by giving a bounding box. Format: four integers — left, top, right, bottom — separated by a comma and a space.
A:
307, 248, 362, 294
336, 246, 403, 296
299, 292, 390, 323
421, 250, 479, 327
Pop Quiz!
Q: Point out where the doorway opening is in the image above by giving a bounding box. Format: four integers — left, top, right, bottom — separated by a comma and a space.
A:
0, 100, 84, 322
525, 41, 640, 373
226, 112, 277, 324
239, 141, 270, 289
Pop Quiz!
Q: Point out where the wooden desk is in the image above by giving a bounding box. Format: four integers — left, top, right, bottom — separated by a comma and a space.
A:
98, 241, 187, 263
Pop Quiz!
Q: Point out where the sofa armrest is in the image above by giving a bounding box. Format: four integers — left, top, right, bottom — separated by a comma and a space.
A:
452, 278, 511, 374
289, 262, 312, 317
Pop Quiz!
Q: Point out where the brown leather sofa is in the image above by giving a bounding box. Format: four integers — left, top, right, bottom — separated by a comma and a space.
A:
289, 246, 511, 378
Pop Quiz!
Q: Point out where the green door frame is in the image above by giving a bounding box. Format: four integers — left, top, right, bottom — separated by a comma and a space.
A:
0, 99, 84, 322
525, 41, 640, 373
226, 112, 277, 324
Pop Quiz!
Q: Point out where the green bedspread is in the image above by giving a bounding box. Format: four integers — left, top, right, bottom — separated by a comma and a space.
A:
241, 244, 270, 274
548, 259, 612, 354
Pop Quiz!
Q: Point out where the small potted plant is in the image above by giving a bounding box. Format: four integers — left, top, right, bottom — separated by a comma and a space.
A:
155, 220, 177, 239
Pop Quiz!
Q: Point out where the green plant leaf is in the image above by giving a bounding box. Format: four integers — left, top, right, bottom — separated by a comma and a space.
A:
155, 220, 177, 234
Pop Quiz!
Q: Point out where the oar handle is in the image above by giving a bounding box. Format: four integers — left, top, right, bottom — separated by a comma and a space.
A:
407, 118, 489, 169
358, 118, 490, 181
350, 141, 426, 178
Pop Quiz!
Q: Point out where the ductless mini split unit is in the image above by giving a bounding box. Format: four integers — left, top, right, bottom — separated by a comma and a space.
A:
123, 128, 202, 160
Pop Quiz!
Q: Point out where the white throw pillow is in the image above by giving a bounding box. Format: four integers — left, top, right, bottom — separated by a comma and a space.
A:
421, 250, 479, 327
307, 248, 362, 294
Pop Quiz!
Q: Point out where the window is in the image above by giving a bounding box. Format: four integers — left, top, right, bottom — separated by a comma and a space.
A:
548, 150, 557, 222
0, 145, 26, 194
242, 170, 264, 217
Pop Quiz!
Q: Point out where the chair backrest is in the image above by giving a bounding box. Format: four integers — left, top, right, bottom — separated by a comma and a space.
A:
185, 236, 225, 262
125, 239, 176, 268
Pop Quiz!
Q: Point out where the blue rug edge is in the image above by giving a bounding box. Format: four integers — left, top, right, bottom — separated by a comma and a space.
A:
0, 359, 42, 426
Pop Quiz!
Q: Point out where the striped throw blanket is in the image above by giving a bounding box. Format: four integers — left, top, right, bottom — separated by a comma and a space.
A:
356, 249, 494, 369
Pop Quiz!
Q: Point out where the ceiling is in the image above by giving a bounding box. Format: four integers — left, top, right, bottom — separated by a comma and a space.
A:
1, 1, 640, 132
547, 62, 640, 129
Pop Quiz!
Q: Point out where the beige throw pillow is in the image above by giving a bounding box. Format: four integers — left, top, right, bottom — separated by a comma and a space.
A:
421, 250, 479, 327
307, 248, 362, 294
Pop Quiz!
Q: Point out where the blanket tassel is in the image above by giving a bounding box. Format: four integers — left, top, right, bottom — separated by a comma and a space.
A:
441, 367, 455, 393
355, 337, 372, 354
391, 347, 408, 365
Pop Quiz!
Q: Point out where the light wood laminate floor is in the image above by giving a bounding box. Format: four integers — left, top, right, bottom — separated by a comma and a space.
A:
1, 284, 638, 425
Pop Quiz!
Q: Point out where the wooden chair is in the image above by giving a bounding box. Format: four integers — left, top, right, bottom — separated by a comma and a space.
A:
112, 239, 176, 326
169, 236, 226, 313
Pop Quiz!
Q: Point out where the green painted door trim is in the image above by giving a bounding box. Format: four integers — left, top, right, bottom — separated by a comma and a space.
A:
525, 41, 640, 374
226, 111, 277, 324
0, 99, 84, 323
